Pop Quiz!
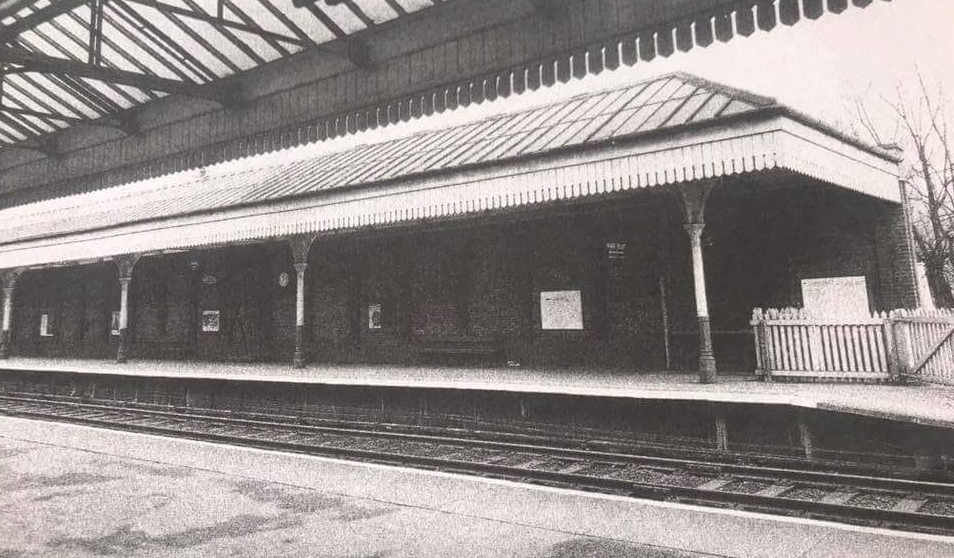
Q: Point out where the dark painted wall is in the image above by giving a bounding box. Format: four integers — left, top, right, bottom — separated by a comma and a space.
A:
8, 182, 915, 372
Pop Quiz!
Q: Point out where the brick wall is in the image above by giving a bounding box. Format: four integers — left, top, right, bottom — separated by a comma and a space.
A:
6, 179, 914, 372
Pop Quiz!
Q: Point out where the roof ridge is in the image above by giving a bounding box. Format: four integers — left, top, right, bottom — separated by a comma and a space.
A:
669, 71, 778, 107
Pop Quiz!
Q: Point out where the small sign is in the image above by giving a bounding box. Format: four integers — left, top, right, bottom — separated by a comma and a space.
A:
278, 271, 290, 287
202, 310, 220, 332
110, 311, 121, 336
368, 303, 382, 330
606, 241, 626, 260
39, 313, 53, 337
606, 241, 626, 279
540, 290, 584, 330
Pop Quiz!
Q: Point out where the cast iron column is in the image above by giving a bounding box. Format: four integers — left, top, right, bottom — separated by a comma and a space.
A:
294, 262, 308, 368
0, 270, 20, 359
685, 222, 716, 382
288, 235, 316, 369
677, 180, 718, 384
115, 255, 140, 364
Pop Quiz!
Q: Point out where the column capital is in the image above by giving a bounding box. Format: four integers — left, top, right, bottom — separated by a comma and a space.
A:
1, 269, 21, 291
683, 222, 705, 247
675, 179, 718, 224
294, 262, 308, 275
118, 277, 133, 288
287, 234, 317, 266
115, 253, 141, 280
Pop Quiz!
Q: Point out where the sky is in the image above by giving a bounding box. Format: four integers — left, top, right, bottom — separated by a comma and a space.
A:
294, 0, 953, 158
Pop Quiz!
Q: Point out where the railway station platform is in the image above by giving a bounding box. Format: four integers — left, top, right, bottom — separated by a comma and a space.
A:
1, 414, 952, 558
2, 356, 954, 430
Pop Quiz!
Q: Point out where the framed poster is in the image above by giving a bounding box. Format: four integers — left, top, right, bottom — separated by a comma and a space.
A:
368, 303, 382, 330
540, 290, 584, 330
202, 310, 220, 332
801, 276, 869, 319
110, 311, 121, 336
39, 313, 53, 337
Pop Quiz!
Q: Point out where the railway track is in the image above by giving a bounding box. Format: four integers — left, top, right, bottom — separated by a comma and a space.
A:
2, 392, 954, 535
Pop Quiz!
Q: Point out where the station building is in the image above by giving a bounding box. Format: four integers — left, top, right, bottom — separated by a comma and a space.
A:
0, 73, 918, 379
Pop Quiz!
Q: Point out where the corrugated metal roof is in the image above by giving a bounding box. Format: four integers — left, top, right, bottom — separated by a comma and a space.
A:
0, 72, 780, 245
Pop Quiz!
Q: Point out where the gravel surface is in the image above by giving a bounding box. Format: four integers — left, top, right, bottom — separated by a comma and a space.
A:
492, 453, 540, 467
847, 492, 902, 510
528, 458, 580, 472
393, 441, 456, 457
575, 462, 629, 478
783, 486, 829, 501
609, 466, 707, 486
609, 466, 670, 484
444, 447, 506, 463
920, 499, 954, 516
663, 472, 713, 488
717, 479, 772, 494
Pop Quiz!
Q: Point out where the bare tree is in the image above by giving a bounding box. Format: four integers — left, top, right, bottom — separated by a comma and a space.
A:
853, 73, 954, 308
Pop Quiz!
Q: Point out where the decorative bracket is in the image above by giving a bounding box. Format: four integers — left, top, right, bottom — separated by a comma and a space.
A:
287, 234, 317, 267
675, 178, 719, 225
0, 268, 21, 291
115, 253, 141, 280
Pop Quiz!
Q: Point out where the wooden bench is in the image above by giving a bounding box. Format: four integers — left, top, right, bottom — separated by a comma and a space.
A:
413, 335, 506, 365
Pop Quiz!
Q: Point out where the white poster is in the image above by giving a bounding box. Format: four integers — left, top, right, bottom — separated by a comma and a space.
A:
202, 310, 220, 332
801, 276, 870, 319
39, 313, 52, 337
540, 290, 584, 330
368, 303, 382, 330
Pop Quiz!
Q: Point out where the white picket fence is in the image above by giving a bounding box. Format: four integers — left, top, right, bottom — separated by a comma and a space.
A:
751, 307, 954, 384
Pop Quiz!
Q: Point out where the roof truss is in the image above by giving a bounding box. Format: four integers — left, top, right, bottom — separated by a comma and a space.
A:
0, 0, 405, 152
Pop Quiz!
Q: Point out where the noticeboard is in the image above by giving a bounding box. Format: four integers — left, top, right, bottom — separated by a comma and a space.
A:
540, 290, 583, 330
801, 276, 870, 319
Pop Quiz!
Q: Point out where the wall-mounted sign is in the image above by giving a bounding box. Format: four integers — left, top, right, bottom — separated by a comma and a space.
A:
39, 313, 53, 337
801, 276, 870, 319
606, 241, 626, 260
278, 271, 290, 287
606, 241, 627, 279
540, 290, 583, 330
202, 274, 217, 286
202, 310, 220, 332
368, 303, 382, 330
110, 311, 121, 336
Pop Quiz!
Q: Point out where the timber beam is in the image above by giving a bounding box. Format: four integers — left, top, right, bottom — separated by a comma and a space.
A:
0, 104, 140, 135
0, 0, 88, 41
122, 0, 309, 48
0, 45, 235, 105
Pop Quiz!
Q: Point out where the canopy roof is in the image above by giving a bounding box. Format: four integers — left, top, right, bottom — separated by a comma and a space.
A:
0, 0, 431, 146
0, 72, 901, 270
0, 0, 896, 158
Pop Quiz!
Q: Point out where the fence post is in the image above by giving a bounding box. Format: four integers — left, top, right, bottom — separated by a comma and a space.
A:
892, 310, 915, 381
882, 312, 901, 384
752, 308, 771, 381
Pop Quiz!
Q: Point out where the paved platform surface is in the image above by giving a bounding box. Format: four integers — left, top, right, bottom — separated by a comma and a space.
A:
3, 356, 954, 429
1, 416, 953, 558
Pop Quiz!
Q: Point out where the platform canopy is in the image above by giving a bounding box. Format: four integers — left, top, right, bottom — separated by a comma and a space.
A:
0, 72, 901, 270
0, 0, 895, 157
